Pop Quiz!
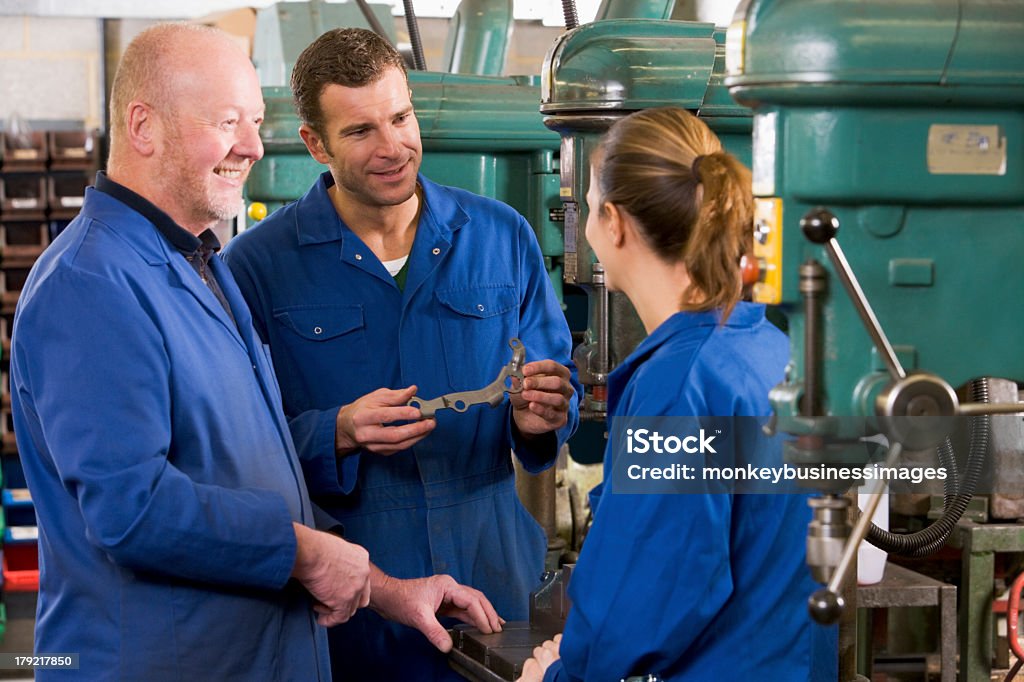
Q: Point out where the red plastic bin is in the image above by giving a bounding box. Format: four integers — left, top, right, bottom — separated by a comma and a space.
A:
3, 542, 39, 591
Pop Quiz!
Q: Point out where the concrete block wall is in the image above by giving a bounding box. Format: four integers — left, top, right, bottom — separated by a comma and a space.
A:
0, 15, 104, 128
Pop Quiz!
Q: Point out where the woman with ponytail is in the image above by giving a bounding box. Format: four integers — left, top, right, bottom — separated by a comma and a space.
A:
519, 108, 837, 681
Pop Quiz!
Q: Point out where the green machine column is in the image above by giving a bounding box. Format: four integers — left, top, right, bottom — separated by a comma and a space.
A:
441, 0, 513, 76
410, 71, 564, 299
540, 19, 751, 418
252, 0, 397, 86
727, 2, 1024, 681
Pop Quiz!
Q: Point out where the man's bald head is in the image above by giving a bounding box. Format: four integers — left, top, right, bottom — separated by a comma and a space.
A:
105, 22, 265, 234
108, 23, 242, 156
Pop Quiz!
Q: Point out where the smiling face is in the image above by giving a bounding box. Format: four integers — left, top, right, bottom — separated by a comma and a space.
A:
156, 36, 265, 232
301, 66, 422, 212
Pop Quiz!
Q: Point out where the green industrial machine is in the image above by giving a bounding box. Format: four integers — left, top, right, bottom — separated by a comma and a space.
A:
540, 19, 752, 419
727, 0, 1024, 425
726, 1, 1024, 679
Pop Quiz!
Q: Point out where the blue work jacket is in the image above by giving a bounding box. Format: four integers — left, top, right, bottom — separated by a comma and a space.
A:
10, 189, 329, 681
544, 304, 837, 682
224, 172, 580, 681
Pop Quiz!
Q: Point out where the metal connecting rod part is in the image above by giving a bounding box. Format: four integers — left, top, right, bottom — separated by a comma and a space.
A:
409, 338, 526, 418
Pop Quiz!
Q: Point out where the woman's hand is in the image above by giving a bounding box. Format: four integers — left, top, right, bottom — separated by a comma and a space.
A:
517, 634, 562, 682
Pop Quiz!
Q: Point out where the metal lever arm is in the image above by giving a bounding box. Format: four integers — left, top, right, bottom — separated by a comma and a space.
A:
409, 338, 526, 418
958, 401, 1024, 416
801, 209, 906, 382
809, 442, 902, 624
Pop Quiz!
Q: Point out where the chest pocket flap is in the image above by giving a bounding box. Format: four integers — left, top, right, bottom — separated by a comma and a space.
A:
435, 285, 517, 319
274, 304, 365, 341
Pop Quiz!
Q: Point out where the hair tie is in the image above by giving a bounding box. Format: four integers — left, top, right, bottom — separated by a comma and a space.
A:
691, 154, 706, 180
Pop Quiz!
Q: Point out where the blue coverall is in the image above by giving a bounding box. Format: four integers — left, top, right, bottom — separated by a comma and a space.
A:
10, 188, 330, 681
544, 304, 838, 682
224, 172, 581, 681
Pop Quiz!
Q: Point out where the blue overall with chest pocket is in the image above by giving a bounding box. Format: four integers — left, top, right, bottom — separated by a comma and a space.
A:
224, 171, 581, 681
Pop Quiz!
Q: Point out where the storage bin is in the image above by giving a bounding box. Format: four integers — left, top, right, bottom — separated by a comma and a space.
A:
2, 542, 39, 591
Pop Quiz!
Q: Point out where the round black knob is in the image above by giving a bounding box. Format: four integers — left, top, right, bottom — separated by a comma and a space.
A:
808, 588, 844, 625
801, 208, 839, 244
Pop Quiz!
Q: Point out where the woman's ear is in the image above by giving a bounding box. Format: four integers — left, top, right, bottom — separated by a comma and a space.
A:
604, 201, 626, 248
606, 201, 646, 250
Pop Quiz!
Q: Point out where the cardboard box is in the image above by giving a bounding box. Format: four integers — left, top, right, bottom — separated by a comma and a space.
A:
194, 7, 258, 57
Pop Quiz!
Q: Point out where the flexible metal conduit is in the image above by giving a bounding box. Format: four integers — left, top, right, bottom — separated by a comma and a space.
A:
866, 378, 990, 557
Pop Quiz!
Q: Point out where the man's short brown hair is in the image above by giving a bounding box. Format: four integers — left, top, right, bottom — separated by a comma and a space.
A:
291, 28, 408, 138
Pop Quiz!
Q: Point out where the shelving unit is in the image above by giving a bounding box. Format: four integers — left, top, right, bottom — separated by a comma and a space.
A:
0, 128, 101, 630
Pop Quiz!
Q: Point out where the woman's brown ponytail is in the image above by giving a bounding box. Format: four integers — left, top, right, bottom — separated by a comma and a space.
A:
592, 107, 754, 322
682, 150, 753, 320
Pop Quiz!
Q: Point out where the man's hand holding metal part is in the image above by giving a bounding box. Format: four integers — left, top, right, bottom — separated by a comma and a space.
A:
335, 338, 575, 458
407, 337, 575, 437
334, 386, 436, 456
510, 360, 575, 439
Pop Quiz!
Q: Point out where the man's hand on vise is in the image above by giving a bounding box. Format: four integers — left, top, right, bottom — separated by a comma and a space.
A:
517, 634, 562, 682
368, 567, 504, 653
291, 523, 371, 627
510, 360, 575, 437
335, 386, 436, 456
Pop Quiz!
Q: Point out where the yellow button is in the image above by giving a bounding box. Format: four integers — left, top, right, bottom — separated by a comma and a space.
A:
247, 202, 268, 221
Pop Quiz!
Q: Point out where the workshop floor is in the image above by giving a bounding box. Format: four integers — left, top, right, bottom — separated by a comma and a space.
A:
0, 592, 37, 680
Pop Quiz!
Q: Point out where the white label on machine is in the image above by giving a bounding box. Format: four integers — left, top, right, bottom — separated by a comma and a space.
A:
752, 111, 777, 196
60, 196, 84, 208
10, 198, 39, 209
927, 124, 1006, 175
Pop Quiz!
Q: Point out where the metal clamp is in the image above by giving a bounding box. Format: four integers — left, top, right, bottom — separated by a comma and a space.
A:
409, 338, 525, 418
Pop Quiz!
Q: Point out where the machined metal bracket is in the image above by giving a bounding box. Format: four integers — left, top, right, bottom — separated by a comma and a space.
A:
409, 338, 525, 418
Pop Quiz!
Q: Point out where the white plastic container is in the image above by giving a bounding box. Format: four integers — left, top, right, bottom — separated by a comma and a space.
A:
857, 473, 889, 585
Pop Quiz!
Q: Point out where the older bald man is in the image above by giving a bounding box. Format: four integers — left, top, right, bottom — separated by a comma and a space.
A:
10, 23, 498, 681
